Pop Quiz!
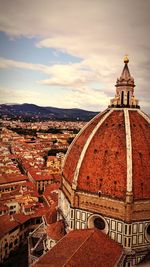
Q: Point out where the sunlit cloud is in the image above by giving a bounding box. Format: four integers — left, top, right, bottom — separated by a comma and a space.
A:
0, 57, 45, 71
0, 0, 149, 111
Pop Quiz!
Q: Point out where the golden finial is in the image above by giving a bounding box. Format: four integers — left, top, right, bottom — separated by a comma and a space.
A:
124, 54, 129, 63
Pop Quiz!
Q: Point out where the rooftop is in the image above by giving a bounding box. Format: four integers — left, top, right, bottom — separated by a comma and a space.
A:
33, 228, 123, 267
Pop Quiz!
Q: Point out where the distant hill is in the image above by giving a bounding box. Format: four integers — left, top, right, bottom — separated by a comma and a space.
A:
0, 103, 99, 121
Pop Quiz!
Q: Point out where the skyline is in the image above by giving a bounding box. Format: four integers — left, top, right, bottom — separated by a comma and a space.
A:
0, 0, 150, 113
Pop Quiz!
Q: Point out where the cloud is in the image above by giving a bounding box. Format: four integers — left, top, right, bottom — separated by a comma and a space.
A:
0, 0, 149, 111
66, 87, 109, 111
0, 87, 18, 103
0, 57, 104, 89
38, 62, 99, 88
0, 57, 45, 71
0, 86, 43, 104
0, 1, 150, 60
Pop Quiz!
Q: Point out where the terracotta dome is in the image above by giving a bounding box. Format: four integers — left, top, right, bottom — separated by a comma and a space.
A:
63, 58, 150, 201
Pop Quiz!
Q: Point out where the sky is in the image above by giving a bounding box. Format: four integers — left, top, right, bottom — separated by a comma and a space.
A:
0, 0, 150, 112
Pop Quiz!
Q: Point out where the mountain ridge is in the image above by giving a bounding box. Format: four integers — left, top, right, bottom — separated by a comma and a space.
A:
0, 103, 99, 121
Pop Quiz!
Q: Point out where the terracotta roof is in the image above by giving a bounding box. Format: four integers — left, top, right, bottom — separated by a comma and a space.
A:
43, 183, 60, 196
63, 111, 107, 184
129, 111, 150, 199
0, 174, 28, 185
0, 215, 19, 238
30, 206, 50, 218
63, 109, 150, 200
46, 220, 66, 240
33, 228, 123, 267
13, 213, 30, 224
44, 208, 57, 224
25, 181, 37, 189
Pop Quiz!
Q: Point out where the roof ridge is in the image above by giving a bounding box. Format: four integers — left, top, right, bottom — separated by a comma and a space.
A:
62, 229, 95, 267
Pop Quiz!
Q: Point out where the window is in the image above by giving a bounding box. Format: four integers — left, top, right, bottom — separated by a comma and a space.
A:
128, 238, 131, 247
98, 191, 101, 197
94, 217, 105, 230
70, 209, 74, 219
147, 224, 150, 235
121, 91, 124, 105
127, 91, 130, 106
145, 224, 150, 242
88, 214, 108, 234
129, 225, 131, 235
125, 225, 127, 234
70, 221, 73, 228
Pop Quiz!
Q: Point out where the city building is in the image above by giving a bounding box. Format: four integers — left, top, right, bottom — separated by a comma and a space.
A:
0, 212, 45, 263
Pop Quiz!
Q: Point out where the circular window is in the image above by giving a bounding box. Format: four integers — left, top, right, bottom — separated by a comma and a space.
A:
145, 224, 150, 242
94, 217, 105, 230
88, 214, 108, 234
147, 225, 150, 235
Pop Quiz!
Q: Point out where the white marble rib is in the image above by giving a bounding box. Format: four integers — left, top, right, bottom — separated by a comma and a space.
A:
137, 109, 150, 124
124, 109, 132, 192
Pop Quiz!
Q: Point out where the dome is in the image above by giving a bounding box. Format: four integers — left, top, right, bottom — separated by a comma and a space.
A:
63, 108, 150, 200
63, 58, 150, 202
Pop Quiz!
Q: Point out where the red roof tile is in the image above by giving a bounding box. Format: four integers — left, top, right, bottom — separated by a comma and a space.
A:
63, 109, 150, 200
0, 215, 19, 238
78, 110, 126, 199
46, 220, 66, 240
44, 208, 57, 224
33, 228, 123, 267
0, 174, 28, 185
63, 111, 107, 184
129, 111, 150, 199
